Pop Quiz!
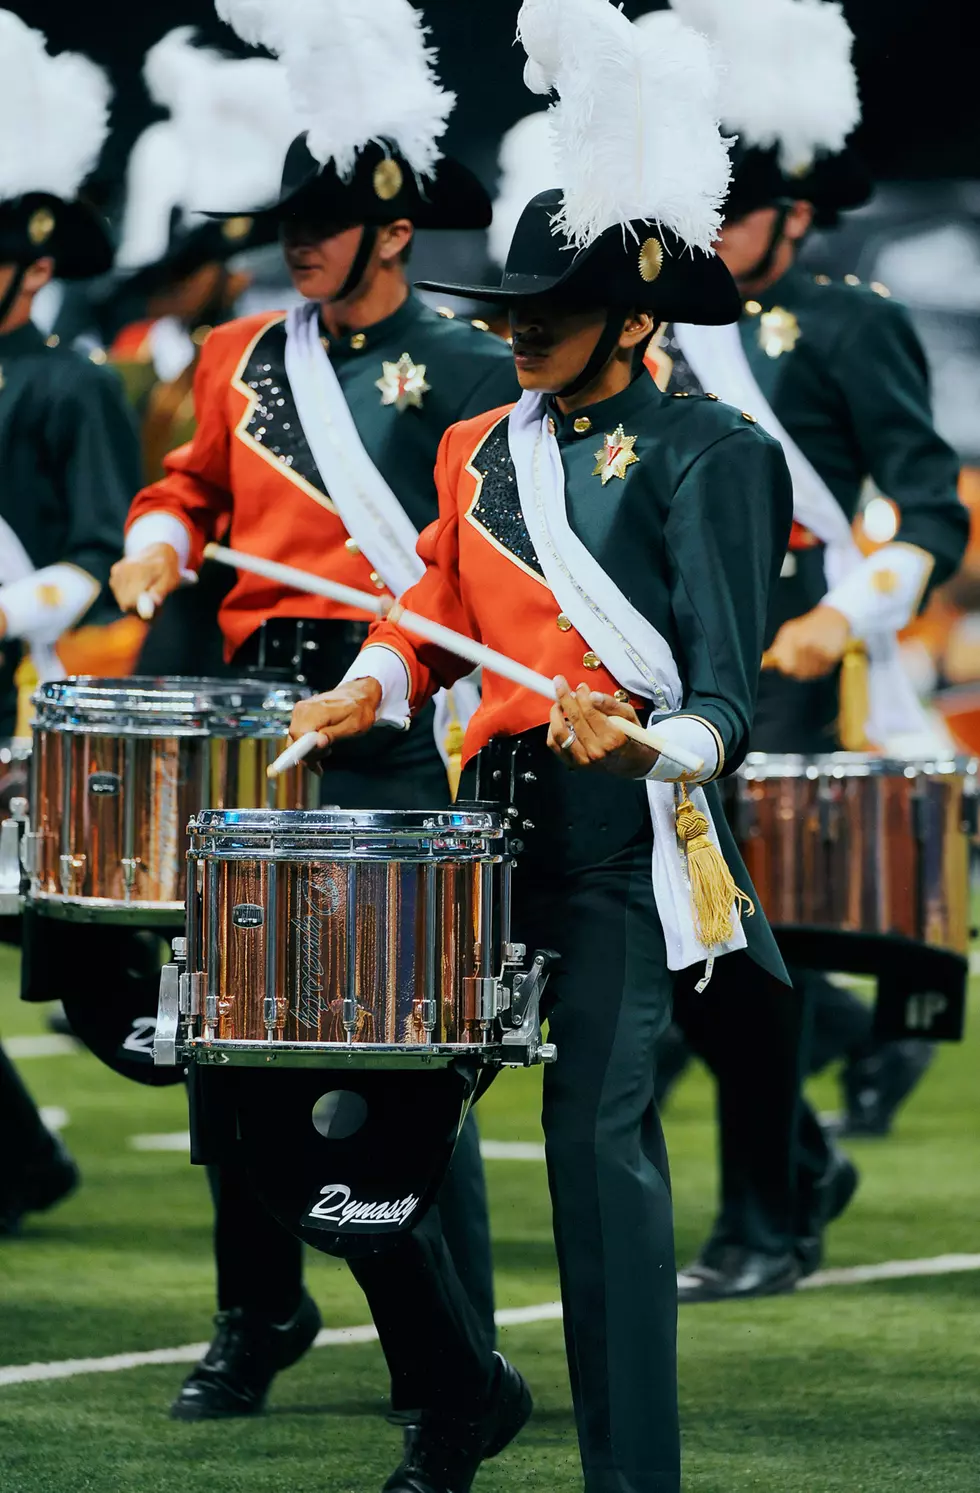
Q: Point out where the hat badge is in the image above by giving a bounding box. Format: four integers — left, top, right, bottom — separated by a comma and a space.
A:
221, 216, 254, 243
373, 159, 404, 202
28, 207, 56, 247
638, 236, 664, 283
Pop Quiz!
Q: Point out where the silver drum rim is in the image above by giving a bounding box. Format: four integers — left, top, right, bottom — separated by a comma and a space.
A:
32, 676, 309, 737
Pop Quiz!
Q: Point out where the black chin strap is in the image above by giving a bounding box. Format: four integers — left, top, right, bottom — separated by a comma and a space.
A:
0, 263, 29, 330
330, 224, 379, 304
741, 202, 792, 287
557, 309, 626, 400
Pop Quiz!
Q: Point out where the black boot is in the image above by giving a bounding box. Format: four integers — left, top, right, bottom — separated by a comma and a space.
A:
170, 1289, 322, 1420
382, 1353, 531, 1493
841, 1040, 935, 1137
677, 1244, 802, 1304
795, 1146, 860, 1277
0, 1133, 79, 1237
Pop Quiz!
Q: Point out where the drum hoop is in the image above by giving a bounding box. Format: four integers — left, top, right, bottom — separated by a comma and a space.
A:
740, 751, 979, 781
32, 676, 309, 735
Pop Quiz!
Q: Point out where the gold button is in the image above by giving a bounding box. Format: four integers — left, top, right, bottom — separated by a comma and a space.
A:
705, 392, 719, 401
88, 347, 107, 364
741, 411, 758, 423
369, 571, 386, 589
350, 332, 367, 350
614, 689, 630, 704
556, 613, 573, 632
344, 538, 360, 555
844, 273, 861, 286
582, 651, 601, 671
436, 306, 455, 319
744, 300, 762, 316
471, 319, 490, 331
547, 417, 557, 436
814, 274, 831, 286
191, 324, 212, 346
573, 416, 592, 434
871, 281, 891, 298
45, 333, 60, 348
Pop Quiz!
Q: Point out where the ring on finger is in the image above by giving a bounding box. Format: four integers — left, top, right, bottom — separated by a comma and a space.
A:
561, 725, 577, 752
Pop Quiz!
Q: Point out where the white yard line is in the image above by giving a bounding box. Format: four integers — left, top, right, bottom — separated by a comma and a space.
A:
39, 1107, 68, 1132
127, 1134, 549, 1160
1, 1254, 977, 1389
129, 1133, 189, 1152
5, 1034, 79, 1059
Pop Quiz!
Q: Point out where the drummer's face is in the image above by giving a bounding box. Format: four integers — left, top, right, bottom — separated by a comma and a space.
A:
509, 301, 608, 392
280, 220, 366, 301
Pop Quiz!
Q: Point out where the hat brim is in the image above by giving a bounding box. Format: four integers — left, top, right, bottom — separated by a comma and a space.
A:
725, 144, 873, 227
0, 194, 113, 280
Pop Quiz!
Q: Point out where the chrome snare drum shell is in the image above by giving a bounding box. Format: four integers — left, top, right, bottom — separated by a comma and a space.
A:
27, 677, 317, 923
730, 751, 977, 955
183, 807, 510, 1067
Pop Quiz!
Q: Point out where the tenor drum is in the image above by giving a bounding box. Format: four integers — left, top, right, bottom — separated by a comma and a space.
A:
26, 678, 317, 924
163, 806, 554, 1070
730, 752, 977, 953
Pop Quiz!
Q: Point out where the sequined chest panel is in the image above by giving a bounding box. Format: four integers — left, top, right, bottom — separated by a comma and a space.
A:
235, 321, 328, 498
465, 418, 545, 581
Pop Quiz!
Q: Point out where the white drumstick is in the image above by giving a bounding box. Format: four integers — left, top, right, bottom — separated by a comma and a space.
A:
136, 592, 156, 621
266, 731, 322, 779
204, 543, 703, 774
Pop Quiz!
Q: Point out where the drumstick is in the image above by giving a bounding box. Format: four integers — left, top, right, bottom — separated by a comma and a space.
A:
267, 731, 322, 779
205, 542, 703, 774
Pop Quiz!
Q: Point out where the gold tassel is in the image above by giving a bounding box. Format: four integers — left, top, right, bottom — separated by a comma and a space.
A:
675, 787, 754, 947
838, 641, 871, 751
13, 652, 39, 740
444, 714, 466, 802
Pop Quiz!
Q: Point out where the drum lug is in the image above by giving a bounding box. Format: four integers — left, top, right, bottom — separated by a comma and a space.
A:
463, 977, 500, 1024
58, 852, 86, 897
342, 998, 358, 1037
0, 799, 27, 915
121, 856, 140, 893
179, 971, 202, 1018
20, 825, 39, 878
154, 938, 187, 1067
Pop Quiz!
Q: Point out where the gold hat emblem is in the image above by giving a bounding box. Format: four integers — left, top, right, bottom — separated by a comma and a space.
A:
28, 207, 56, 247
638, 236, 664, 283
221, 216, 254, 242
373, 159, 404, 202
758, 306, 801, 359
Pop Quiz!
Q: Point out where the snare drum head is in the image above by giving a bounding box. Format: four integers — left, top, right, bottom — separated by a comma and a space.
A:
33, 677, 309, 736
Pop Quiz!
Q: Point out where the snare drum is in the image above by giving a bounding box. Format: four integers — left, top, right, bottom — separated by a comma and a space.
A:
730, 752, 977, 953
26, 678, 317, 924
165, 806, 552, 1069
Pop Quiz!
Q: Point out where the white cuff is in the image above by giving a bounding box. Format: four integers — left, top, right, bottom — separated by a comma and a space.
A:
124, 513, 194, 575
0, 564, 99, 645
644, 715, 720, 785
824, 544, 933, 639
340, 645, 412, 732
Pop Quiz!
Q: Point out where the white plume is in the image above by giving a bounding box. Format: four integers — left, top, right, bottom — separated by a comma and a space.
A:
215, 0, 455, 180
667, 0, 861, 174
0, 10, 110, 201
117, 28, 301, 269
488, 112, 559, 268
516, 0, 731, 252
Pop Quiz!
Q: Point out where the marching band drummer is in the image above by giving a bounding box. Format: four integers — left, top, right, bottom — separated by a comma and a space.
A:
110, 0, 516, 1426
286, 5, 794, 1489
640, 0, 970, 1304
0, 15, 140, 1233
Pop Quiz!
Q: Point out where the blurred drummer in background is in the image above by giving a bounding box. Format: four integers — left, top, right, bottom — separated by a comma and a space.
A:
0, 14, 141, 1233
110, 0, 517, 1427
643, 0, 969, 1304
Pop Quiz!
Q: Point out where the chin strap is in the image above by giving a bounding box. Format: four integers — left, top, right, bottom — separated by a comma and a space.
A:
330, 224, 379, 305
740, 203, 792, 287
557, 309, 628, 400
0, 263, 29, 330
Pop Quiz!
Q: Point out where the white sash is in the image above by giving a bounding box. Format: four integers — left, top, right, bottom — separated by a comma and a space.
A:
283, 302, 472, 764
673, 320, 931, 743
0, 514, 63, 686
507, 391, 747, 972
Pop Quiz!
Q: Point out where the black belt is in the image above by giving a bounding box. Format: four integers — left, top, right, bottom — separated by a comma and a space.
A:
232, 617, 371, 691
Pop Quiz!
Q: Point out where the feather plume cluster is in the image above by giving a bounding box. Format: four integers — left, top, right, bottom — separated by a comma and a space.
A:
669, 0, 861, 174
117, 28, 300, 269
0, 10, 110, 202
488, 112, 559, 268
515, 0, 731, 253
215, 0, 455, 181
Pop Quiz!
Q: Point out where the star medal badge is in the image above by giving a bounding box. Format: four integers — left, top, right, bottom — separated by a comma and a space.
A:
758, 306, 801, 359
376, 352, 430, 411
593, 424, 639, 485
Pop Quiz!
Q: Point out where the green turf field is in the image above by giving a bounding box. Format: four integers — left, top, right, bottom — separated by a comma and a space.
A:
0, 939, 978, 1492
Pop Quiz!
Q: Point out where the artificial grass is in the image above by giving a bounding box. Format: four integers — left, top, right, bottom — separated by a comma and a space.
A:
1, 939, 978, 1492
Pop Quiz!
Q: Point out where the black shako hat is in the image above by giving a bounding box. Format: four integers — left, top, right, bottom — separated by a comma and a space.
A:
416, 189, 741, 326
213, 134, 493, 234
724, 141, 873, 229
118, 209, 279, 301
0, 191, 112, 280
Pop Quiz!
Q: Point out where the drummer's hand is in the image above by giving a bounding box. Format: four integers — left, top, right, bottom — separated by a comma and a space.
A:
289, 679, 383, 770
763, 605, 852, 681
109, 544, 182, 614
547, 676, 659, 779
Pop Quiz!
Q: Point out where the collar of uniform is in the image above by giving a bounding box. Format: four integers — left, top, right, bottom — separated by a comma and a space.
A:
547, 375, 660, 446
320, 292, 426, 359
742, 263, 809, 316
0, 321, 47, 357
